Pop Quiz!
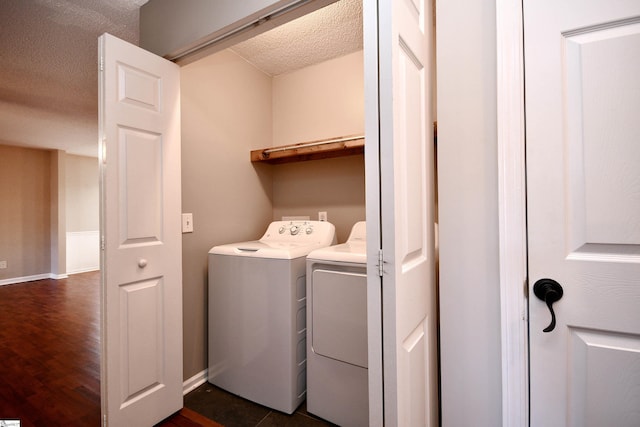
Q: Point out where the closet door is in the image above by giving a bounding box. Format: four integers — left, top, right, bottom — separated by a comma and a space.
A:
525, 1, 640, 425
99, 33, 183, 426
364, 0, 438, 425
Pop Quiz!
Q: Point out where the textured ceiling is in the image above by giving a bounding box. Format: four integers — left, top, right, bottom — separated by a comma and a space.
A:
231, 0, 362, 76
0, 0, 145, 156
0, 0, 362, 157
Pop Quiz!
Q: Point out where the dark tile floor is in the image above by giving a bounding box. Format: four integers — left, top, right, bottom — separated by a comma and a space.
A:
184, 383, 338, 427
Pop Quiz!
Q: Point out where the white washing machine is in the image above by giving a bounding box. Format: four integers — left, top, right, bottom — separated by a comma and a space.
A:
208, 220, 336, 414
306, 221, 368, 426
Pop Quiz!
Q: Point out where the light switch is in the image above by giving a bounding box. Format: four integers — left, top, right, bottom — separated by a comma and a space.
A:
182, 213, 194, 233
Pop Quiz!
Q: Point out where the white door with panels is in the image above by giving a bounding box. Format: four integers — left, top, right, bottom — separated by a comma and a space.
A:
365, 0, 438, 425
524, 1, 640, 425
99, 33, 183, 426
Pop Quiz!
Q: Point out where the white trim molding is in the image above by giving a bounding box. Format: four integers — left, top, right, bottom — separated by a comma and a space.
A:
0, 273, 68, 287
497, 0, 529, 425
183, 370, 208, 396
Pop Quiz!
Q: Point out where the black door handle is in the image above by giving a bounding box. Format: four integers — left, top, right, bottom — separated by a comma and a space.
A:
533, 278, 564, 333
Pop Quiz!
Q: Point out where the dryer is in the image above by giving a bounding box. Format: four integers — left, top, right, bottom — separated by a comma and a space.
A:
306, 221, 368, 426
208, 220, 335, 414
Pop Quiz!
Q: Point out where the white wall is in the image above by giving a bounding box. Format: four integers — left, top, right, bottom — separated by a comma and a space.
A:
271, 51, 365, 241
436, 0, 503, 426
65, 154, 99, 232
180, 48, 274, 378
65, 154, 99, 274
272, 50, 364, 146
66, 230, 99, 274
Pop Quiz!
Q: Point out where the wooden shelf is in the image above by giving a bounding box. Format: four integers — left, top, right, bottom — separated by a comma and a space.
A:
250, 135, 364, 164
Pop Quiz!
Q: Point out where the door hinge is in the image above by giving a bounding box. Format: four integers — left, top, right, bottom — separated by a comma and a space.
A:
99, 56, 104, 72
523, 280, 529, 321
378, 249, 384, 277
103, 414, 107, 427
100, 235, 105, 251
101, 137, 107, 164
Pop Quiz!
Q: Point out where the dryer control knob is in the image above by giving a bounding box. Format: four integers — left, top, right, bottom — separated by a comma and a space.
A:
306, 227, 313, 235
279, 226, 285, 234
290, 225, 300, 235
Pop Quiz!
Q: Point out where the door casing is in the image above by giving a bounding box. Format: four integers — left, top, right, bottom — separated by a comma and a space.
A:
496, 0, 529, 426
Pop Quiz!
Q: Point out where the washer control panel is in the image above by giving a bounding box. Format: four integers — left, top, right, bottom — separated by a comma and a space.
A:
276, 222, 312, 236
262, 220, 335, 245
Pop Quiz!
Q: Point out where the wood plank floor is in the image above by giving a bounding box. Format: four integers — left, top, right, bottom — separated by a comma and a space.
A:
0, 272, 223, 427
0, 272, 101, 426
155, 407, 223, 427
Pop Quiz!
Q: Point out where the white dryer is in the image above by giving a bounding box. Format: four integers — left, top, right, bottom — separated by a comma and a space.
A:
208, 220, 336, 414
306, 221, 368, 426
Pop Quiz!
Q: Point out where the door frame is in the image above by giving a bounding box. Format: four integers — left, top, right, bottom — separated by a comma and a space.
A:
496, 0, 528, 426
362, 0, 383, 423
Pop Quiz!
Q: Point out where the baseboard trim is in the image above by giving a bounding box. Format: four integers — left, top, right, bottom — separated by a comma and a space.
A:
183, 369, 208, 395
0, 273, 67, 287
67, 267, 99, 275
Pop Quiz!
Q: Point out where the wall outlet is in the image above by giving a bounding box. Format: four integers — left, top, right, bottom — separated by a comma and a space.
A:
0, 260, 7, 269
182, 213, 194, 233
318, 211, 328, 222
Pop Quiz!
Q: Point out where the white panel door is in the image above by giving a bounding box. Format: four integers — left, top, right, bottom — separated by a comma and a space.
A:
99, 33, 183, 426
524, 1, 640, 426
365, 0, 437, 425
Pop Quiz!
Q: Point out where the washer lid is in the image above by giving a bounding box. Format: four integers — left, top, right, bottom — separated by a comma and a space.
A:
209, 240, 331, 259
208, 220, 336, 259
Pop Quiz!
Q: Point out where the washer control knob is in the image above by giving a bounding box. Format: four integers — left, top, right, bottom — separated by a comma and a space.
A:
290, 225, 300, 235
306, 227, 313, 235
278, 226, 286, 234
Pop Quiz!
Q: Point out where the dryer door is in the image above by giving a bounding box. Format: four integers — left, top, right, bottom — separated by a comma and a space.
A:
311, 269, 368, 368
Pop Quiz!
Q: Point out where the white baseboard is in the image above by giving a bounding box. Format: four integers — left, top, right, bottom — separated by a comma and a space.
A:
183, 369, 208, 395
68, 267, 99, 275
0, 273, 66, 287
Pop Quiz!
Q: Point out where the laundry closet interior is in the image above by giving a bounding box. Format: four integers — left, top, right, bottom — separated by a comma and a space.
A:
172, 0, 367, 399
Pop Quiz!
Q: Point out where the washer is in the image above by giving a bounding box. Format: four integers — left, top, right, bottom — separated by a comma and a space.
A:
306, 221, 368, 426
208, 220, 336, 414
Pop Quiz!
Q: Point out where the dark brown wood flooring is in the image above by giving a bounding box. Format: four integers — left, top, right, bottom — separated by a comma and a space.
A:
156, 407, 223, 427
0, 272, 101, 426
